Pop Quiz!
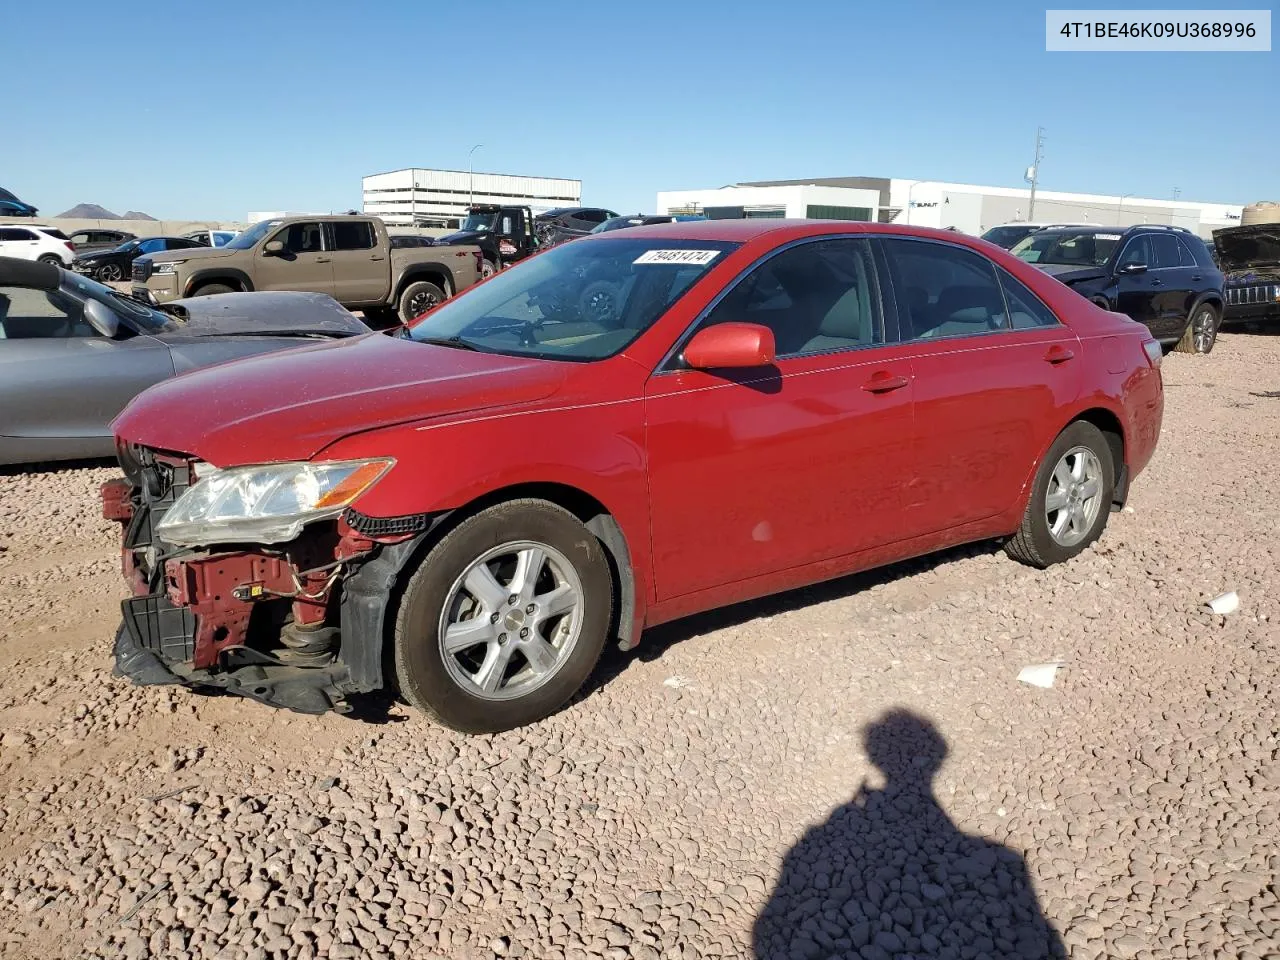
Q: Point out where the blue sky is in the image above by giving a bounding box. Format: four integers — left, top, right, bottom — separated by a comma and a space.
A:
4, 0, 1275, 220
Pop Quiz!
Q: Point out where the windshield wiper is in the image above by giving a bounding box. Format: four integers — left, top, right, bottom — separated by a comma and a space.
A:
415, 335, 482, 352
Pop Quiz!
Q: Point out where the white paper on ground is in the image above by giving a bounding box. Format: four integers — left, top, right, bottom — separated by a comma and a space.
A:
1017, 662, 1064, 688
1206, 591, 1239, 615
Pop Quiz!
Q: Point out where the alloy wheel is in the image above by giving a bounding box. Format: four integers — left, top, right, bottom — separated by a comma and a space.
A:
1192, 308, 1216, 353
99, 263, 123, 282
409, 291, 439, 316
1045, 446, 1104, 547
438, 540, 584, 701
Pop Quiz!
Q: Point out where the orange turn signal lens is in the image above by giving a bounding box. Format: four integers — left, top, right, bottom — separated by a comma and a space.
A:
314, 460, 394, 509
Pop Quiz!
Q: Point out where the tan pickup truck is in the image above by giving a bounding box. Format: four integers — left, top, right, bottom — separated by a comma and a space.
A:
132, 215, 482, 325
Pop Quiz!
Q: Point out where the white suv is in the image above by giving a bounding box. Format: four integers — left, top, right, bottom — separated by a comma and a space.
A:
0, 224, 75, 265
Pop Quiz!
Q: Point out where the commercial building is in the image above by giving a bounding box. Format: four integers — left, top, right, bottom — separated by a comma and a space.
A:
657, 177, 1244, 238
363, 168, 582, 228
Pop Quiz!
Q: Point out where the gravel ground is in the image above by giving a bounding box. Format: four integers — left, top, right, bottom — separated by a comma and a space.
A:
1, 333, 1278, 960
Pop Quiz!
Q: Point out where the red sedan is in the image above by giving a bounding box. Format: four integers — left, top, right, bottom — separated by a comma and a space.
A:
106, 220, 1164, 732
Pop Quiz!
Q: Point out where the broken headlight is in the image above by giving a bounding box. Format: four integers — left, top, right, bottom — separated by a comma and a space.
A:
155, 459, 393, 546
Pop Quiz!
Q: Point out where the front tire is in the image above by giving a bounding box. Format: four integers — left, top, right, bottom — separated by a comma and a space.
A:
97, 263, 124, 282
1005, 421, 1115, 568
393, 499, 613, 733
1174, 303, 1219, 354
397, 280, 447, 323
480, 259, 498, 280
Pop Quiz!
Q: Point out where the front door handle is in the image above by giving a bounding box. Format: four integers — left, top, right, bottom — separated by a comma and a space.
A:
315, 257, 331, 263
1044, 345, 1075, 364
1150, 278, 1164, 286
370, 255, 386, 261
1191, 274, 1202, 282
861, 372, 909, 393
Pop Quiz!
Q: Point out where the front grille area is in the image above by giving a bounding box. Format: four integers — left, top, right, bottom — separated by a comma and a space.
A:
345, 508, 434, 538
132, 259, 152, 282
1227, 283, 1279, 306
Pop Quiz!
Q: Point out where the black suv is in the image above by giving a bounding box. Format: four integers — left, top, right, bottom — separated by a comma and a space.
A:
1010, 224, 1225, 354
1212, 224, 1280, 329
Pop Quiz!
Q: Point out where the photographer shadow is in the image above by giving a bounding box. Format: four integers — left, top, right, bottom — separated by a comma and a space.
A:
753, 710, 1066, 960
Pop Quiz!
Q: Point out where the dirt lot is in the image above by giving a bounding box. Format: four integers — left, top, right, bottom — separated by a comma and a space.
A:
1, 334, 1278, 960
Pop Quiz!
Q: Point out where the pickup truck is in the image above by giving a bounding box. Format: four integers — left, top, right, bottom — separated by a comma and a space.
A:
133, 215, 483, 325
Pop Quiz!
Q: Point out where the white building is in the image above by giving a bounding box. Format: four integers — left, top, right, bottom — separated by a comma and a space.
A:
657, 177, 1244, 238
363, 168, 582, 228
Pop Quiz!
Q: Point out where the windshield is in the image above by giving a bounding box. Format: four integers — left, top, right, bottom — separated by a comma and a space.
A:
59, 272, 174, 333
407, 237, 738, 361
981, 225, 1038, 248
225, 220, 282, 250
460, 212, 498, 233
112, 239, 141, 253
1010, 230, 1121, 266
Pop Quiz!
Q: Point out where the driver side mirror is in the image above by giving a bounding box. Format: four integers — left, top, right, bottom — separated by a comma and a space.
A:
684, 322, 776, 370
1118, 262, 1148, 275
84, 299, 121, 339
263, 240, 285, 256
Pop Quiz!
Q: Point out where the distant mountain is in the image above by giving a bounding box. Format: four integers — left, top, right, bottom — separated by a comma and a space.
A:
56, 203, 120, 219
54, 204, 158, 221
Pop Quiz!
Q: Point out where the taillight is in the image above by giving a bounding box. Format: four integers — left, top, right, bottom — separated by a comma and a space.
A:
65, 241, 75, 250
1142, 339, 1162, 368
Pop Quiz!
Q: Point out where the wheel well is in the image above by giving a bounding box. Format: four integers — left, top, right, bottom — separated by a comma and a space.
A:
1073, 408, 1125, 487
190, 277, 244, 294
396, 270, 453, 302
404, 482, 636, 650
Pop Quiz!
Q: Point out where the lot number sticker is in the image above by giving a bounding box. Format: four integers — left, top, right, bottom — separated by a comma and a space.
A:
634, 249, 721, 265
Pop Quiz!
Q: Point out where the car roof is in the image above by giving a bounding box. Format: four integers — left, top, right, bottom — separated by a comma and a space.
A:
593, 218, 976, 244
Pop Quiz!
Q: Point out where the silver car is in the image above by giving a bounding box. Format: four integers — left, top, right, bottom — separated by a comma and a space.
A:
0, 256, 369, 465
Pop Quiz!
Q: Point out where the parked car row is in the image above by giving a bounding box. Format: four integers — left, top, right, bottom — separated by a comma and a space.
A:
93, 218, 1164, 734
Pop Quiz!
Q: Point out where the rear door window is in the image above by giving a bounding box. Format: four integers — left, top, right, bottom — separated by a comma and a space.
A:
998, 268, 1060, 329
881, 238, 1010, 340
1149, 234, 1183, 269
330, 220, 375, 250
0, 228, 36, 241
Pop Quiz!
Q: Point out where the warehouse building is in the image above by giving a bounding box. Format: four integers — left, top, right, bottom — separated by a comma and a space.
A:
658, 177, 1244, 238
363, 168, 582, 228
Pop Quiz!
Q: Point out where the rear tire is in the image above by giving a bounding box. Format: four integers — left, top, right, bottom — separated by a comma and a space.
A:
191, 283, 236, 297
1174, 303, 1219, 354
1005, 421, 1115, 569
393, 499, 612, 733
397, 280, 447, 324
38, 254, 62, 266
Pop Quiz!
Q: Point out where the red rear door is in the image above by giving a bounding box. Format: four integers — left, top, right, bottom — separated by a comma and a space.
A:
879, 238, 1082, 537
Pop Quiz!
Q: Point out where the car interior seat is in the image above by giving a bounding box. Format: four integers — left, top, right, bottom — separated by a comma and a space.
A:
919, 284, 1007, 338
800, 286, 873, 353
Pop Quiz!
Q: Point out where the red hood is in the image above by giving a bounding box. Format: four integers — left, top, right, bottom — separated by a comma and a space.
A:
111, 333, 567, 466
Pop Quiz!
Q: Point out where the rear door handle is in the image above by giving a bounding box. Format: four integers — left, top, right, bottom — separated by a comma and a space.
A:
1044, 345, 1075, 364
1191, 275, 1202, 282
315, 257, 331, 263
1150, 278, 1163, 286
370, 255, 385, 261
861, 372, 909, 393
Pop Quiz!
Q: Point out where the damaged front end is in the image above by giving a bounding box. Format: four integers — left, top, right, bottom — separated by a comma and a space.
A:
102, 446, 434, 714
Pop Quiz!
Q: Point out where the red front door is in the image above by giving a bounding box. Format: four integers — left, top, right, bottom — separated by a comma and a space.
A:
644, 347, 917, 600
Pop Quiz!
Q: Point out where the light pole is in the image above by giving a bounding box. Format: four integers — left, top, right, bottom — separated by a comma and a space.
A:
468, 144, 484, 208
1026, 126, 1045, 219
1117, 192, 1133, 225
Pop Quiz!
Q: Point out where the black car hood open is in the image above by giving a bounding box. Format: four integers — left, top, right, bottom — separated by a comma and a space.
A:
1030, 263, 1109, 284
1213, 225, 1280, 270
156, 291, 369, 339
